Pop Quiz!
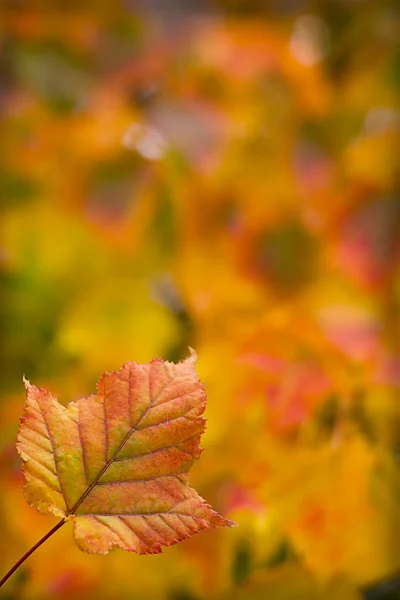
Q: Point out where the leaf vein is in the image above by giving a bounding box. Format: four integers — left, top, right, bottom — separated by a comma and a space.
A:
77, 407, 88, 485
27, 453, 57, 476
19, 433, 51, 453
128, 368, 133, 427
159, 514, 178, 536
153, 384, 199, 408
119, 516, 148, 546
34, 398, 69, 511
113, 435, 198, 462
79, 511, 207, 521
93, 515, 130, 547
142, 515, 163, 542
103, 379, 108, 462
136, 409, 201, 432
96, 472, 185, 485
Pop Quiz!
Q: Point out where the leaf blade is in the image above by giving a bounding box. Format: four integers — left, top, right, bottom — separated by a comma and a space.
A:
17, 352, 235, 554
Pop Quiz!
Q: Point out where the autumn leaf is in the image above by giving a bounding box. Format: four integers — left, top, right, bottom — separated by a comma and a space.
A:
17, 350, 235, 555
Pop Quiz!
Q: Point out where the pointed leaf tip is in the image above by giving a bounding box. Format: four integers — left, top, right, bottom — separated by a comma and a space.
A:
187, 347, 198, 363
17, 353, 233, 554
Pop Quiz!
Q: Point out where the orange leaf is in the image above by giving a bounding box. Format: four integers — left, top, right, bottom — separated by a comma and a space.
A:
17, 350, 235, 554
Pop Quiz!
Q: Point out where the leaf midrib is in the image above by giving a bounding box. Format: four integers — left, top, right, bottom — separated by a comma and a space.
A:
67, 374, 174, 516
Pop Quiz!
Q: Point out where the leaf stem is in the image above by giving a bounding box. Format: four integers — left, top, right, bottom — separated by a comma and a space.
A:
0, 518, 66, 589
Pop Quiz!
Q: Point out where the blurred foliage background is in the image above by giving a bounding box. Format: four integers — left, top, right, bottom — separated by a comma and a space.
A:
1, 1, 400, 599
